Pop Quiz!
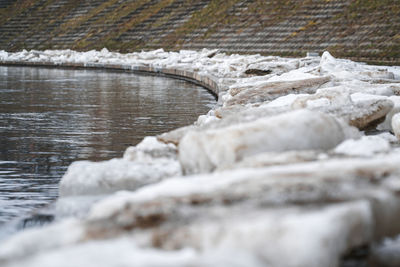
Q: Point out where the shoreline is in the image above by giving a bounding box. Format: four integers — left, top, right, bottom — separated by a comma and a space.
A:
1, 49, 400, 266
0, 60, 220, 98
0, 62, 216, 239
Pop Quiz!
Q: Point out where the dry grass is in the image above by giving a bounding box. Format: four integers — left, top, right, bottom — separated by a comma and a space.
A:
0, 0, 399, 63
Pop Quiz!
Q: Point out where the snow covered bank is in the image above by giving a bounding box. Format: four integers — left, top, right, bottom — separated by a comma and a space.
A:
1, 49, 400, 266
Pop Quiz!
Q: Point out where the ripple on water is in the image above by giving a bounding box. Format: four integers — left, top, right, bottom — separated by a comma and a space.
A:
0, 65, 216, 235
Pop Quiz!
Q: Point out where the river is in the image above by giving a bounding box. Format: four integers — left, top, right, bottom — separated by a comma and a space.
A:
0, 65, 215, 228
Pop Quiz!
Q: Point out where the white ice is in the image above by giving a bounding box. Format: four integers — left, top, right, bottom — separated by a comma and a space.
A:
1, 48, 400, 267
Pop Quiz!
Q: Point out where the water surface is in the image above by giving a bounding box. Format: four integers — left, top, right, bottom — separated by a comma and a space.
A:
0, 65, 215, 226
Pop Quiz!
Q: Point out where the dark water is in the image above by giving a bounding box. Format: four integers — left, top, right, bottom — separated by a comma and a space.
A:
0, 65, 215, 226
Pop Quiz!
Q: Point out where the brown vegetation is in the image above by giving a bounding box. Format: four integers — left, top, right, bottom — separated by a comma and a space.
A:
0, 0, 399, 64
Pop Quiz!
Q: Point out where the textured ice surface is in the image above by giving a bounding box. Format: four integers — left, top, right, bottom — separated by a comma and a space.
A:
59, 137, 181, 196
4, 153, 400, 266
1, 49, 400, 267
179, 109, 356, 174
378, 96, 400, 131
392, 113, 400, 140
334, 135, 390, 156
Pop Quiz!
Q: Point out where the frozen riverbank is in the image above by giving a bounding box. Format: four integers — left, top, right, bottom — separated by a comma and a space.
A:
1, 49, 400, 266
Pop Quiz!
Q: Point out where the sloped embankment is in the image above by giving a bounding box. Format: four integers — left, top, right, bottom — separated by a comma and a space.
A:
0, 0, 399, 64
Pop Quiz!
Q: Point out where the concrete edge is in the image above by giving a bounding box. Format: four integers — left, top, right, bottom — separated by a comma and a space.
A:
0, 60, 220, 99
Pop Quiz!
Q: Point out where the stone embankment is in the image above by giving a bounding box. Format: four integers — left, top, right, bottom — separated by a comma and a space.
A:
1, 49, 400, 266
0, 0, 399, 64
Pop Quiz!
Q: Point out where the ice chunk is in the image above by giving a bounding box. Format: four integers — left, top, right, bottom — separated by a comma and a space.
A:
264, 93, 307, 108
59, 158, 181, 196
334, 135, 390, 157
179, 109, 356, 174
376, 132, 398, 143
123, 136, 178, 161
195, 114, 220, 127
55, 195, 104, 219
267, 69, 319, 82
4, 153, 400, 267
392, 113, 400, 141
3, 238, 198, 267
226, 76, 330, 106
378, 96, 400, 131
3, 48, 400, 267
59, 136, 181, 196
217, 150, 319, 171
1, 203, 373, 267
157, 125, 196, 145
0, 219, 83, 263
320, 51, 360, 80
142, 202, 373, 267
292, 90, 394, 130
0, 50, 8, 59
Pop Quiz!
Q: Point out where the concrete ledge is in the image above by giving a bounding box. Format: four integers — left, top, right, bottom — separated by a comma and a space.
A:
0, 60, 220, 98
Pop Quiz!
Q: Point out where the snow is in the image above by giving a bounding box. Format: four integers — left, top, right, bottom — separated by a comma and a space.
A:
305, 97, 331, 108
59, 158, 181, 196
0, 202, 372, 267
7, 150, 400, 266
350, 92, 389, 102
0, 50, 8, 59
5, 238, 198, 267
375, 132, 398, 143
378, 96, 400, 131
86, 151, 400, 222
320, 51, 398, 83
289, 86, 394, 129
263, 93, 307, 108
59, 137, 181, 196
0, 219, 83, 261
267, 69, 318, 82
123, 136, 178, 161
392, 113, 400, 140
179, 109, 357, 174
1, 48, 400, 267
386, 66, 400, 80
334, 135, 390, 157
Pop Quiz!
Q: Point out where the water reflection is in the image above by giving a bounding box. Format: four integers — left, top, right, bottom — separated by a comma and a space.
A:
0, 66, 216, 225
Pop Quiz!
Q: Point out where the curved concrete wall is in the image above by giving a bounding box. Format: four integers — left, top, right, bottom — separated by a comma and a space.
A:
0, 60, 220, 97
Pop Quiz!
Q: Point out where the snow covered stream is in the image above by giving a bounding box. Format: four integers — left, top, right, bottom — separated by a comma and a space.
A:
1, 48, 400, 266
